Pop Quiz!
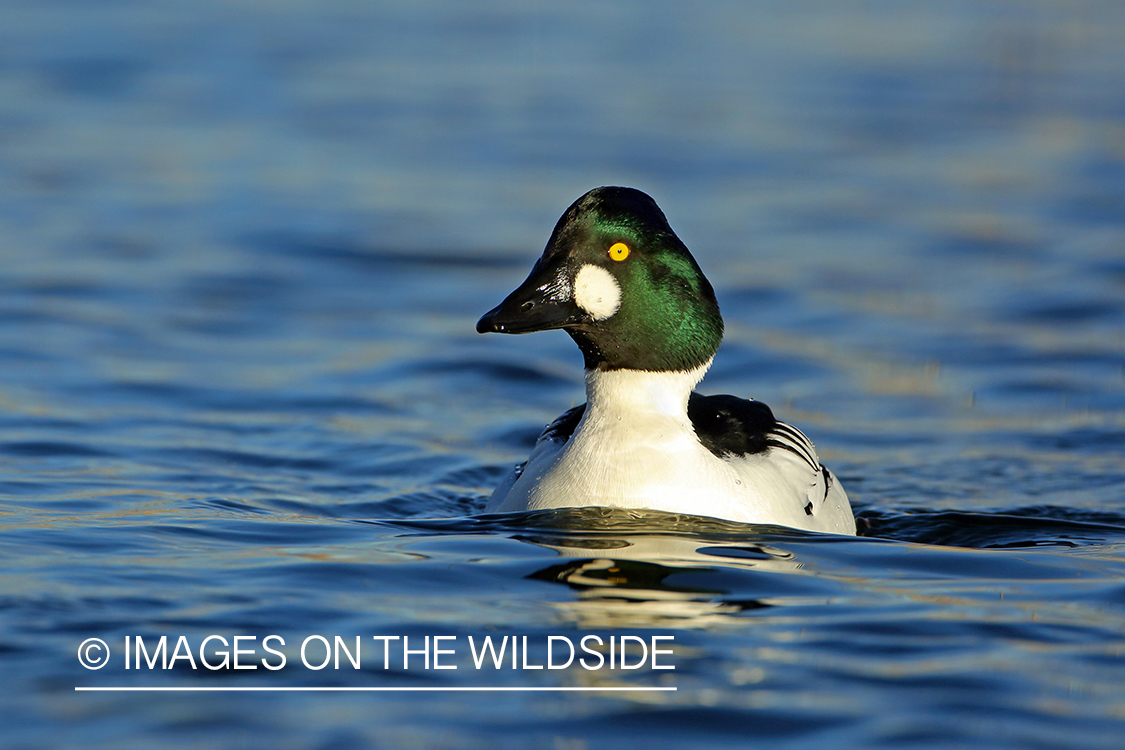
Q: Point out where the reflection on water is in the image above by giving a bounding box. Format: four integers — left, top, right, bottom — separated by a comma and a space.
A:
393, 504, 1125, 638
532, 554, 795, 631
516, 511, 807, 629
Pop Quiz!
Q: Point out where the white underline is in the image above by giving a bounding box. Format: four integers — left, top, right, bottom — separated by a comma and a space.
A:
76, 686, 675, 692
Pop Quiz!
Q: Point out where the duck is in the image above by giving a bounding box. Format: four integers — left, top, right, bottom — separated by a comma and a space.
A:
477, 186, 855, 535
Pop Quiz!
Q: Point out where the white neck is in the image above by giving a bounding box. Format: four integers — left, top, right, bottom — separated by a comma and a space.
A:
583, 359, 712, 418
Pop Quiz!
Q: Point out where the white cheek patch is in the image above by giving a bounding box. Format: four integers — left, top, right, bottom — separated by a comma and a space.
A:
573, 264, 622, 320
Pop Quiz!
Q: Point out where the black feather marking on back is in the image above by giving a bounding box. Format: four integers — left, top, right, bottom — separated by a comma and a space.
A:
537, 395, 824, 476
687, 393, 777, 458
537, 403, 586, 445
770, 423, 819, 467
688, 393, 824, 474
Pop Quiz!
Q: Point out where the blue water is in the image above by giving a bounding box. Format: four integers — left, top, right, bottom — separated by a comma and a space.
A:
3, 1, 1125, 747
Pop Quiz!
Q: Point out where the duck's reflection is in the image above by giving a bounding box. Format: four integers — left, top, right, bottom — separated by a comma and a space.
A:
506, 509, 810, 629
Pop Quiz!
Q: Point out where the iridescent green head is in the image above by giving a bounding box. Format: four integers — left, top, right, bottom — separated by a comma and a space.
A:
478, 186, 724, 372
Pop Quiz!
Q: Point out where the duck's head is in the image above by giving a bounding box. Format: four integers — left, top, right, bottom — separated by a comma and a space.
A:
477, 186, 723, 372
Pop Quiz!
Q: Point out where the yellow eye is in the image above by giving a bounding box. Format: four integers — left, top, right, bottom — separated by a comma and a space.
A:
608, 242, 630, 261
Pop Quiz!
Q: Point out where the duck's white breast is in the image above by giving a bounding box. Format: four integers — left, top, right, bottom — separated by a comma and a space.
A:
486, 366, 855, 534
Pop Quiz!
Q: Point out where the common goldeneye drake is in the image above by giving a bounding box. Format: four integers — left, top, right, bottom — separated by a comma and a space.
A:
477, 186, 856, 535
